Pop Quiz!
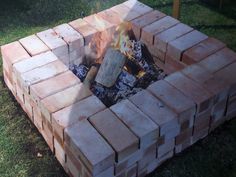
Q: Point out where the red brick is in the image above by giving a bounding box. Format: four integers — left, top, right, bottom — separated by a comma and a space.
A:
165, 72, 214, 114
167, 30, 208, 61
52, 95, 105, 144
20, 60, 68, 93
19, 35, 49, 56
1, 41, 30, 84
53, 23, 84, 52
110, 99, 159, 148
165, 54, 187, 71
110, 3, 141, 22
147, 80, 196, 126
69, 19, 98, 45
194, 109, 211, 132
130, 10, 166, 40
89, 109, 139, 162
123, 0, 153, 15
126, 163, 137, 177
182, 38, 226, 65
37, 29, 68, 61
154, 23, 193, 53
149, 46, 166, 61
157, 138, 175, 158
214, 62, 236, 96
65, 119, 115, 175
13, 51, 58, 84
175, 127, 193, 145
198, 48, 236, 73
141, 16, 179, 45
40, 83, 92, 122
129, 90, 180, 139
137, 143, 157, 171
30, 71, 80, 104
97, 9, 123, 25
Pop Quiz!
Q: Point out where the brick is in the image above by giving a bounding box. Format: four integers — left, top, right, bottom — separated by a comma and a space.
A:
65, 119, 115, 175
198, 48, 236, 73
165, 54, 186, 71
137, 143, 157, 171
40, 83, 92, 122
129, 90, 180, 139
53, 23, 84, 52
20, 60, 68, 93
154, 23, 193, 53
212, 98, 227, 121
110, 99, 159, 148
37, 29, 68, 58
147, 80, 196, 126
167, 30, 208, 61
157, 138, 175, 158
165, 72, 214, 113
226, 95, 236, 117
83, 14, 115, 32
19, 35, 49, 56
123, 0, 153, 15
158, 150, 174, 164
97, 9, 123, 25
126, 163, 137, 177
149, 46, 166, 61
214, 62, 236, 96
83, 166, 115, 177
191, 128, 208, 144
30, 71, 80, 103
110, 4, 141, 22
182, 38, 226, 65
33, 105, 43, 132
1, 41, 30, 83
130, 10, 166, 40
141, 16, 179, 45
175, 127, 193, 145
181, 64, 230, 105
69, 19, 98, 45
41, 119, 54, 152
89, 109, 139, 162
52, 95, 105, 144
194, 109, 211, 131
13, 51, 58, 83
54, 137, 66, 165
175, 138, 191, 153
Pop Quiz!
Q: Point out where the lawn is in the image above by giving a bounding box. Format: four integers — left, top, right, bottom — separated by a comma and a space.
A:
0, 0, 236, 177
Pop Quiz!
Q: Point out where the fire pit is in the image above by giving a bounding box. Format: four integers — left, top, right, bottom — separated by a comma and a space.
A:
1, 0, 236, 177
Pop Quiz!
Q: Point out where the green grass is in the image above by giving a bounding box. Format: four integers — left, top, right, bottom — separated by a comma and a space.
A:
0, 0, 236, 176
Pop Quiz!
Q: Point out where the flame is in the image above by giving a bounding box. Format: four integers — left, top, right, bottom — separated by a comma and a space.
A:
112, 22, 134, 60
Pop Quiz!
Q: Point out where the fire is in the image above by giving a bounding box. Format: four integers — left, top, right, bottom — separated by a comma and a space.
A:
112, 22, 134, 60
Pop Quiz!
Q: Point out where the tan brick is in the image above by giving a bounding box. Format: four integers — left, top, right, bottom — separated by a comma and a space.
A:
97, 9, 123, 25
165, 54, 187, 71
111, 99, 159, 148
69, 19, 98, 45
52, 95, 105, 144
129, 90, 180, 140
30, 71, 80, 104
167, 30, 208, 61
54, 137, 66, 166
40, 83, 92, 122
182, 38, 226, 65
41, 118, 54, 152
89, 109, 139, 162
154, 23, 193, 53
19, 34, 49, 56
130, 10, 165, 40
65, 119, 115, 175
20, 60, 68, 93
54, 23, 84, 52
175, 127, 193, 145
165, 72, 214, 114
147, 80, 196, 127
141, 16, 179, 45
157, 138, 175, 158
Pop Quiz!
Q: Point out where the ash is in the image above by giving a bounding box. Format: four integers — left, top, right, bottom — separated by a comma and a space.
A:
70, 41, 166, 107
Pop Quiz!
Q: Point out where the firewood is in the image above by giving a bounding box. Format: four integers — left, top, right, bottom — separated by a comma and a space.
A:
95, 48, 127, 87
83, 65, 99, 88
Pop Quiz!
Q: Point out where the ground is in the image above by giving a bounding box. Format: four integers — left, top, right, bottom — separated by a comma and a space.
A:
0, 0, 236, 176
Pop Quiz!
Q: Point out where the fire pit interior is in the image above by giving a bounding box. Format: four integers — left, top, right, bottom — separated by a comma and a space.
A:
1, 1, 236, 177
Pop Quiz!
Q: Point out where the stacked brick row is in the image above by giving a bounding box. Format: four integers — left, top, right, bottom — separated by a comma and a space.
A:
1, 0, 236, 177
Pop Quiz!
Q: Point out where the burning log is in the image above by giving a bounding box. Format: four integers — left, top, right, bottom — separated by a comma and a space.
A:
95, 48, 127, 87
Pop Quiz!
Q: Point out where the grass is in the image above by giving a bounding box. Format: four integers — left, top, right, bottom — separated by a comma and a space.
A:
0, 0, 236, 176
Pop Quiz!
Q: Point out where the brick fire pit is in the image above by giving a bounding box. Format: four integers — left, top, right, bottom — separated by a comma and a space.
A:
1, 0, 236, 177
